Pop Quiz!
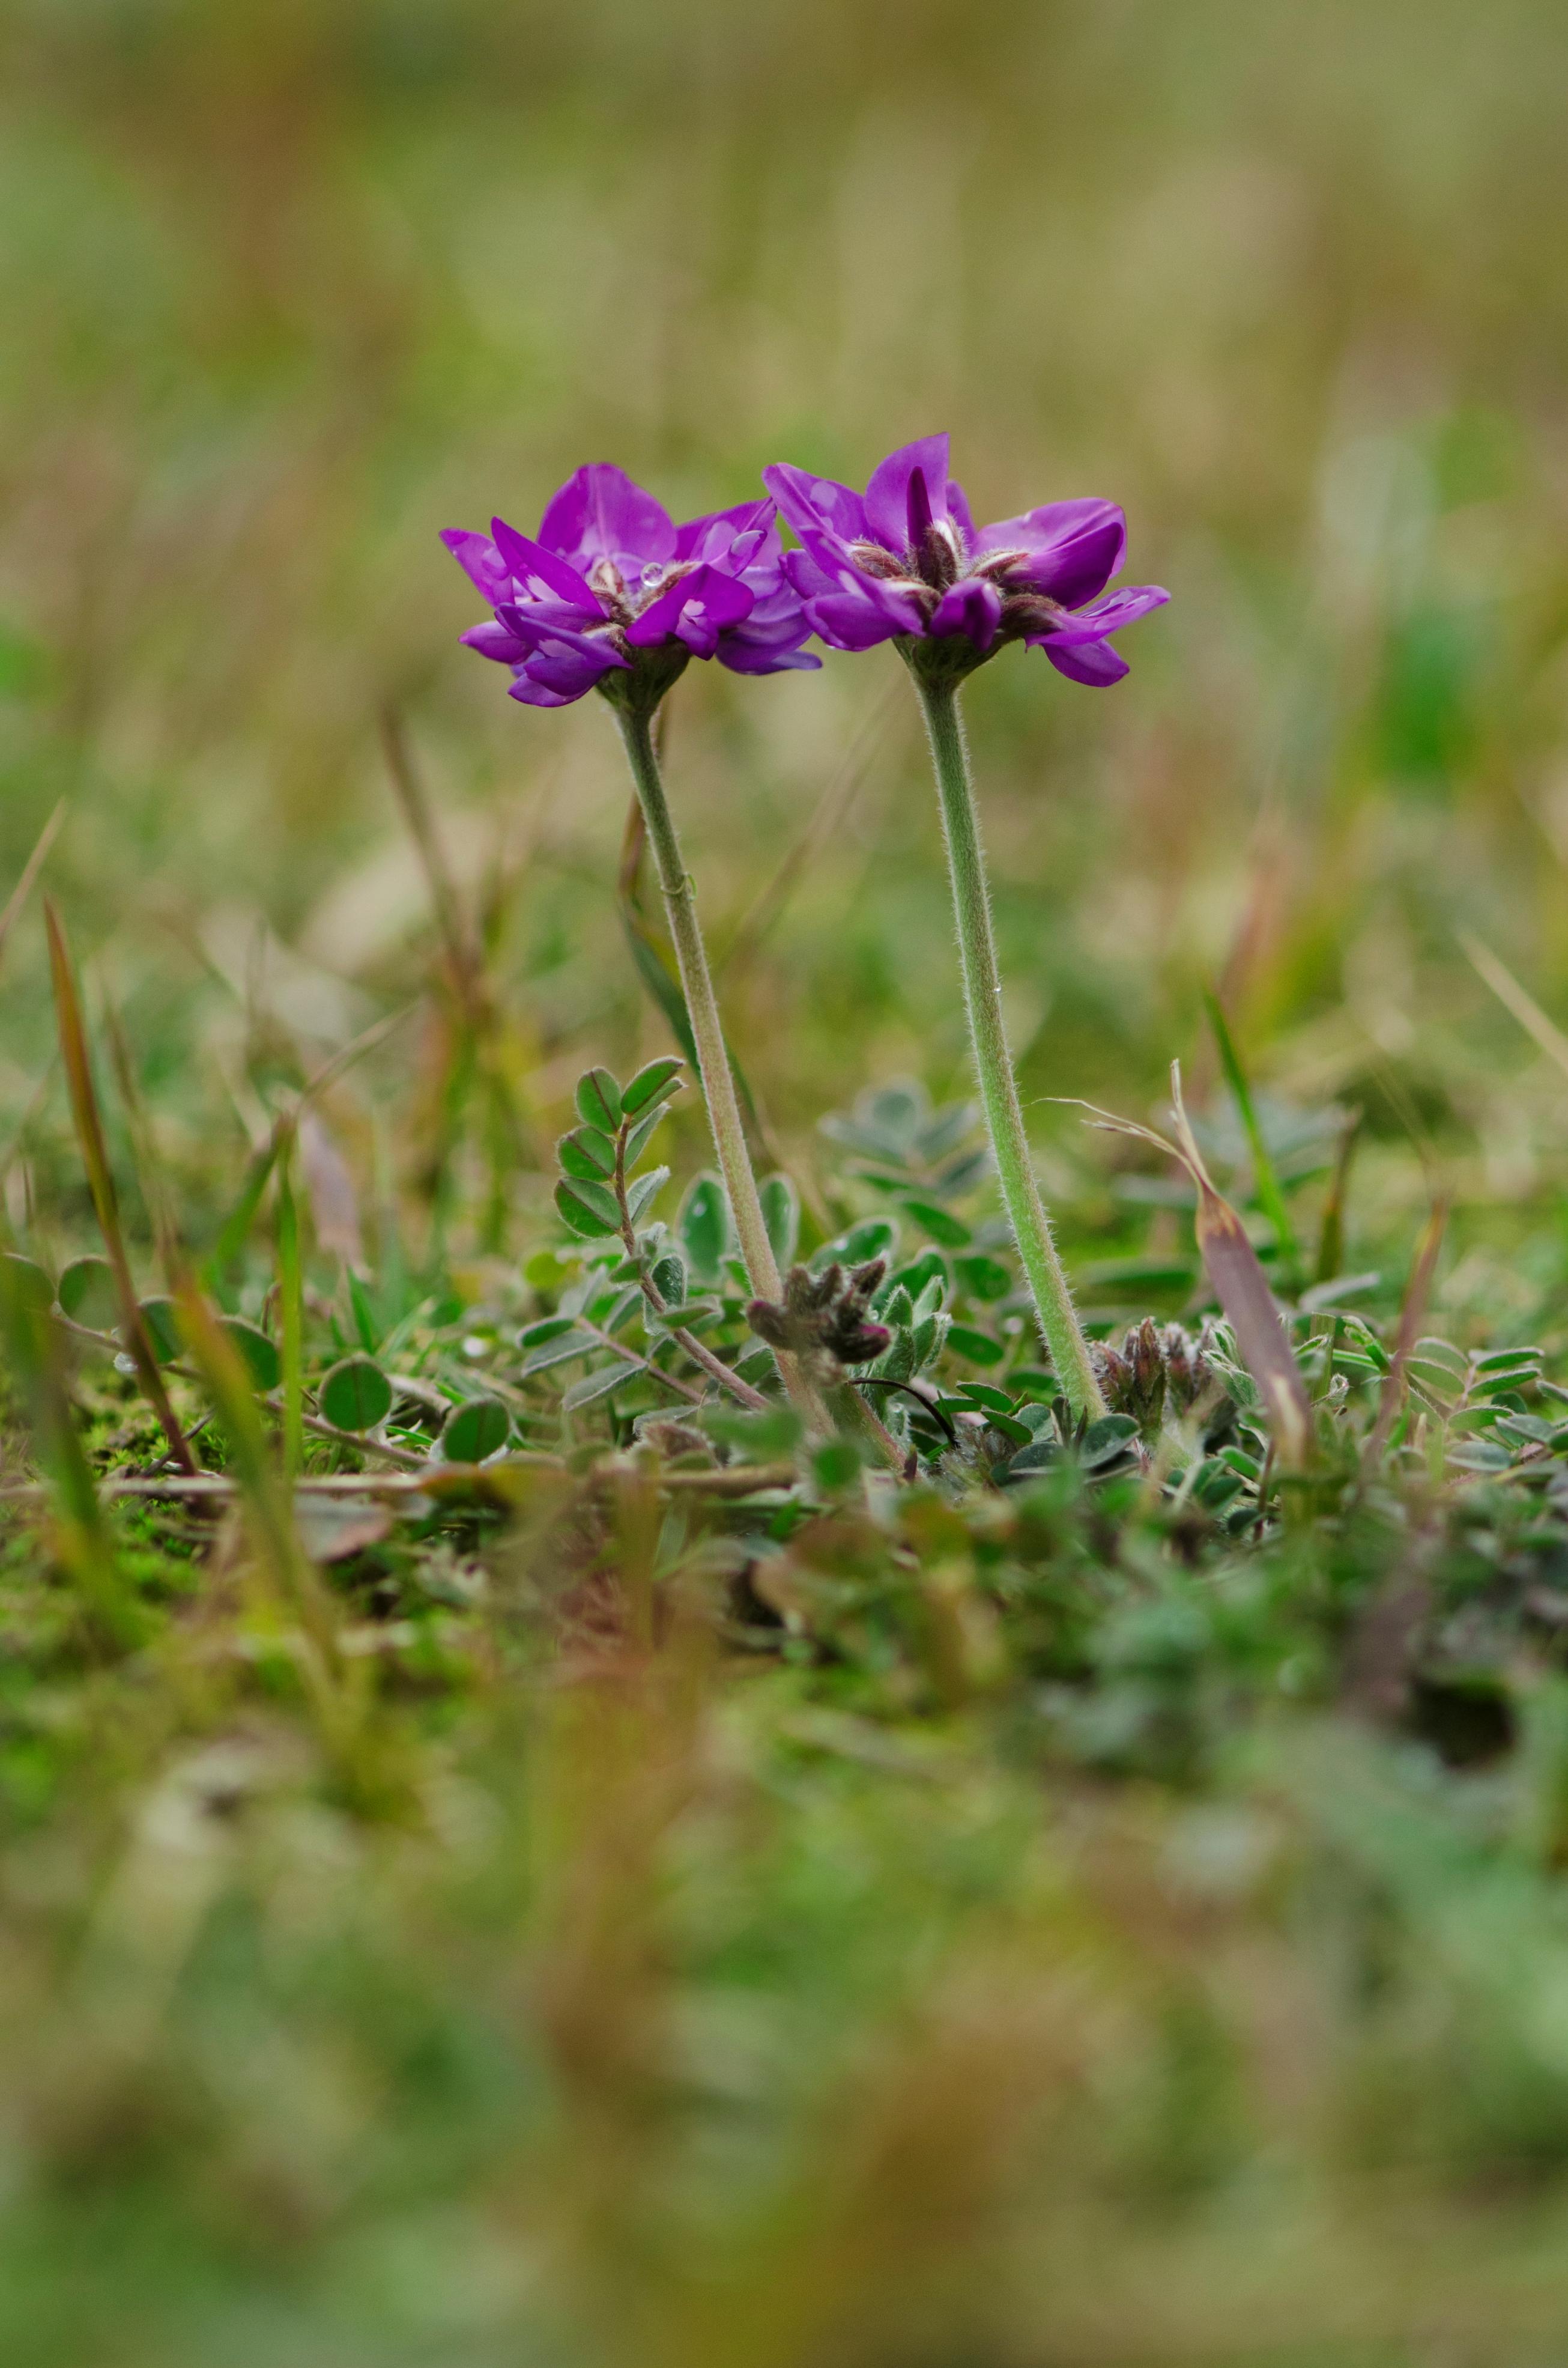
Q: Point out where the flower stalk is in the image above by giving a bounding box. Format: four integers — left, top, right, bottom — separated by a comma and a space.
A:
609, 696, 828, 1432
910, 673, 1105, 1421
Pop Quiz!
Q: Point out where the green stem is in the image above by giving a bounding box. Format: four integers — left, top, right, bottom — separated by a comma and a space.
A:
912, 675, 1106, 1421
611, 705, 826, 1433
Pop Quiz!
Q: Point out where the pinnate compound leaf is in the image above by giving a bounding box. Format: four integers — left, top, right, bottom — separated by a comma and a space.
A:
575, 1067, 622, 1131
622, 1057, 684, 1115
555, 1177, 620, 1240
441, 1396, 510, 1463
558, 1126, 617, 1182
318, 1354, 394, 1433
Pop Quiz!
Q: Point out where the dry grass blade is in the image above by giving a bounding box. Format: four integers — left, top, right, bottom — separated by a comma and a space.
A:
1363, 1200, 1448, 1471
0, 1252, 139, 1648
0, 798, 66, 973
1058, 1060, 1313, 1466
1461, 930, 1568, 1081
380, 703, 480, 1021
44, 899, 196, 1474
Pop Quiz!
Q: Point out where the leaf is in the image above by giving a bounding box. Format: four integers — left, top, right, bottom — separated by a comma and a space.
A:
622, 1057, 685, 1115
575, 1067, 623, 1131
650, 1253, 686, 1307
58, 1254, 118, 1327
563, 1360, 641, 1412
222, 1318, 282, 1392
622, 1104, 669, 1171
45, 900, 194, 1472
954, 1253, 1011, 1303
318, 1354, 394, 1433
518, 1315, 578, 1349
2, 1253, 52, 1315
136, 1296, 181, 1367
760, 1174, 800, 1269
520, 1330, 592, 1376
946, 1323, 1005, 1368
679, 1174, 730, 1281
900, 1195, 971, 1248
558, 1125, 617, 1182
625, 1166, 669, 1226
1079, 1413, 1142, 1470
885, 1250, 949, 1306
441, 1396, 511, 1463
555, 1176, 621, 1240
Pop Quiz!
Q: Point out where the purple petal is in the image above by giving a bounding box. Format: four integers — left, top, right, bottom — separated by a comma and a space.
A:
804, 592, 910, 652
1044, 584, 1169, 643
674, 498, 775, 565
441, 529, 512, 603
930, 577, 1002, 650
719, 642, 822, 674
460, 621, 533, 664
946, 479, 978, 554
508, 633, 626, 705
864, 434, 951, 553
976, 499, 1127, 608
537, 464, 676, 570
489, 518, 599, 607
1041, 637, 1130, 688
762, 464, 868, 554
626, 563, 754, 657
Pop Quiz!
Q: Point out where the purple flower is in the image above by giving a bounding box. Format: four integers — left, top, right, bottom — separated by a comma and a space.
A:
762, 434, 1167, 687
443, 464, 818, 711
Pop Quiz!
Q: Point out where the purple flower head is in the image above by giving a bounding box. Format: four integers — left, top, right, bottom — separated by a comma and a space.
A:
762, 434, 1167, 689
443, 464, 818, 714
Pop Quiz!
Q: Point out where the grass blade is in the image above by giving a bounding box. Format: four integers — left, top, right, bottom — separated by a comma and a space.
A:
1203, 987, 1300, 1276
0, 1249, 139, 1648
0, 798, 66, 974
1461, 931, 1568, 1081
276, 1130, 305, 1480
44, 899, 196, 1474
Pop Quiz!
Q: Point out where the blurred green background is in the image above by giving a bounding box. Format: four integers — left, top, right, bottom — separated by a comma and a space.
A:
5, 0, 1568, 1245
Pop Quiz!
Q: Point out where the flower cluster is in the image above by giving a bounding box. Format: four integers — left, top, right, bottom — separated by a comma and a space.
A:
764, 433, 1167, 687
445, 437, 1166, 704
442, 464, 817, 711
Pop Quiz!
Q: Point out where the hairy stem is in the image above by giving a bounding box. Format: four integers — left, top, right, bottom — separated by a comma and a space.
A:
611, 705, 826, 1431
911, 675, 1106, 1420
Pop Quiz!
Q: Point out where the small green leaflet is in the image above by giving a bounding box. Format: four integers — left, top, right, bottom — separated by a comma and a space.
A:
318, 1354, 393, 1433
